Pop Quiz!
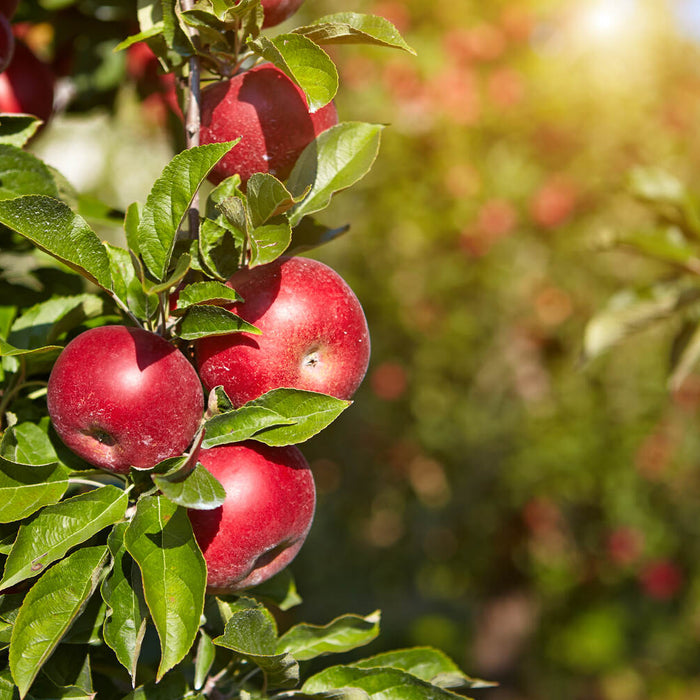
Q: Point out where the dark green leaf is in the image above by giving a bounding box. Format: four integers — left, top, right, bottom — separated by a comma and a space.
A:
246, 173, 300, 227
9, 546, 108, 699
153, 463, 226, 510
214, 605, 299, 689
249, 568, 302, 611
302, 666, 472, 700
244, 389, 350, 446
0, 486, 128, 592
199, 218, 242, 281
289, 218, 350, 255
174, 281, 242, 314
0, 458, 69, 524
295, 12, 416, 54
104, 243, 158, 321
193, 629, 215, 691
0, 146, 59, 200
138, 142, 238, 281
352, 648, 495, 690
278, 611, 380, 661
247, 34, 338, 112
0, 196, 112, 290
179, 304, 260, 340
8, 294, 104, 351
1, 422, 58, 466
102, 523, 148, 682
124, 496, 206, 681
0, 115, 42, 148
287, 123, 384, 226
120, 672, 188, 700
202, 405, 296, 449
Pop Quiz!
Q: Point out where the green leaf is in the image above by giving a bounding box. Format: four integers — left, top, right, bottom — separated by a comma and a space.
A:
120, 672, 188, 700
138, 142, 238, 281
0, 146, 59, 200
0, 486, 128, 592
125, 202, 141, 254
214, 605, 299, 689
179, 304, 260, 340
287, 123, 384, 226
114, 24, 165, 52
145, 252, 192, 294
278, 611, 380, 661
246, 173, 300, 227
248, 568, 302, 611
124, 495, 206, 681
8, 294, 104, 351
583, 284, 700, 360
9, 546, 108, 699
628, 166, 686, 206
352, 648, 495, 690
152, 463, 226, 510
0, 115, 42, 148
247, 34, 338, 112
0, 196, 112, 290
101, 523, 148, 682
249, 219, 292, 267
202, 405, 296, 449
174, 281, 242, 314
302, 666, 472, 700
105, 243, 159, 321
295, 12, 416, 54
193, 629, 215, 691
1, 422, 59, 466
0, 458, 70, 524
288, 218, 350, 255
199, 218, 242, 281
244, 389, 351, 446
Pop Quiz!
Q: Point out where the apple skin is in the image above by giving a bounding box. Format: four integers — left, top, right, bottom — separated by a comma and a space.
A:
188, 442, 316, 593
0, 14, 13, 74
47, 326, 204, 475
260, 0, 305, 27
0, 39, 54, 123
196, 256, 371, 406
199, 64, 338, 187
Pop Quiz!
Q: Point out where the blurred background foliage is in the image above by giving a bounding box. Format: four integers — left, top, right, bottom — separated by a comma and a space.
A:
12, 0, 700, 697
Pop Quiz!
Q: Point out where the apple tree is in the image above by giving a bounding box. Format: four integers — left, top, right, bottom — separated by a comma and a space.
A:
0, 0, 492, 698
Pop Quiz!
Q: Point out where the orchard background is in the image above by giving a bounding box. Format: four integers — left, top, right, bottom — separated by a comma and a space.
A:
3, 0, 700, 699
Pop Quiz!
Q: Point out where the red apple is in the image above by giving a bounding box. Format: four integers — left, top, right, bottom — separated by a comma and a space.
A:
0, 38, 54, 123
199, 64, 338, 187
47, 326, 204, 474
260, 0, 305, 27
195, 256, 371, 406
188, 442, 316, 592
0, 14, 13, 74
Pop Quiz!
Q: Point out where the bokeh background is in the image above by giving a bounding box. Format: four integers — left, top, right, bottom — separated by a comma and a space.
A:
16, 0, 700, 697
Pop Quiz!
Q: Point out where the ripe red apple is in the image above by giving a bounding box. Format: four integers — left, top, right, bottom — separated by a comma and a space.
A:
195, 256, 371, 406
188, 442, 316, 592
0, 38, 54, 123
199, 64, 338, 187
260, 0, 305, 27
0, 14, 13, 74
47, 326, 204, 474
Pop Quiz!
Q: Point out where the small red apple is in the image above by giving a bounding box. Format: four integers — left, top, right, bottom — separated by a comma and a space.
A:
199, 64, 338, 187
47, 326, 204, 474
260, 0, 305, 27
195, 256, 371, 406
188, 442, 316, 592
0, 38, 54, 123
0, 14, 13, 74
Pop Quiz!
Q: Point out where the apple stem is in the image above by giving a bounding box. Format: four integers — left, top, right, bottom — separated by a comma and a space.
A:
181, 0, 202, 241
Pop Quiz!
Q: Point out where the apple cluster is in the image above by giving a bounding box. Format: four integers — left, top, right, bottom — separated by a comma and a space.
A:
47, 256, 370, 593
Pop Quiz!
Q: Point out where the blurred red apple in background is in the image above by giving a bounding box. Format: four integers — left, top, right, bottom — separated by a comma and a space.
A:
261, 0, 305, 27
0, 38, 54, 123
